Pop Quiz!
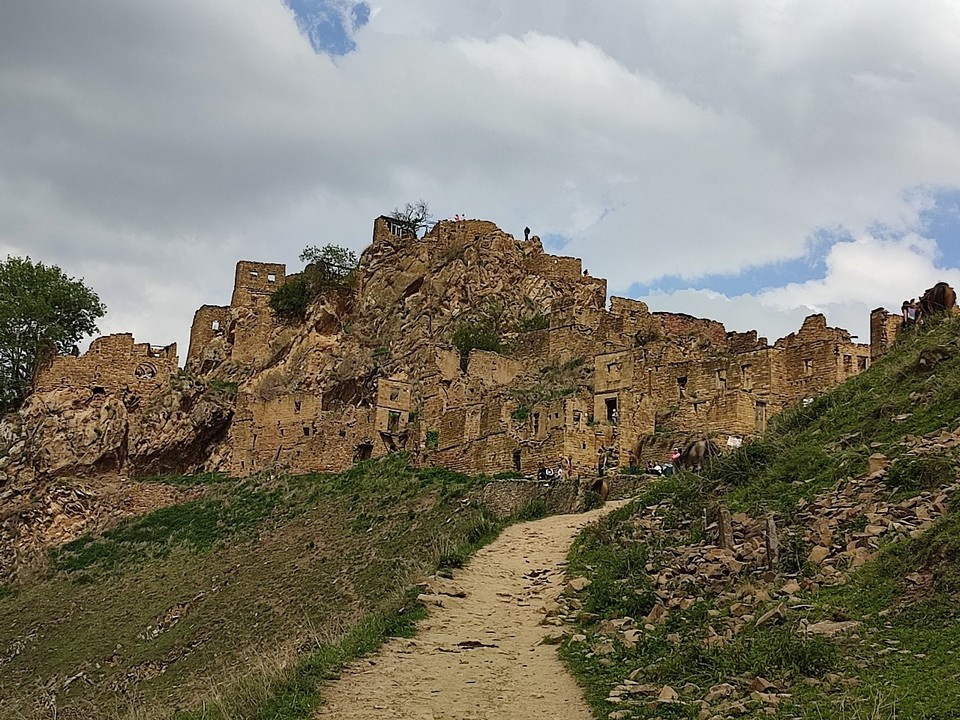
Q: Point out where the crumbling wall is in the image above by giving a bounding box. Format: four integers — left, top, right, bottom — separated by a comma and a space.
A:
653, 313, 728, 347
775, 314, 871, 402
522, 253, 582, 281
870, 308, 903, 359
466, 351, 524, 387
186, 305, 231, 373
230, 261, 286, 308
34, 334, 178, 396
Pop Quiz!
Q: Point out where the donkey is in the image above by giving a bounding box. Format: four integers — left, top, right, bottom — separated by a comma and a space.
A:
674, 438, 720, 472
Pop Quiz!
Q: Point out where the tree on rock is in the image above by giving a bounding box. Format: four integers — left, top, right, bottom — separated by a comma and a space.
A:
269, 244, 358, 322
389, 199, 432, 236
0, 256, 105, 412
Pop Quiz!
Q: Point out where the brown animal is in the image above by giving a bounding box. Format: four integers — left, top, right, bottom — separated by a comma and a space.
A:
918, 282, 957, 321
674, 439, 720, 472
590, 477, 610, 503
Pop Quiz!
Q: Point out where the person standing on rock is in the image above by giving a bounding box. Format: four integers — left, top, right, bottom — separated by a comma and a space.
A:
524, 226, 531, 241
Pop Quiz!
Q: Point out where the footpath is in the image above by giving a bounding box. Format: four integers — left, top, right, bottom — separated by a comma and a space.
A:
317, 503, 623, 719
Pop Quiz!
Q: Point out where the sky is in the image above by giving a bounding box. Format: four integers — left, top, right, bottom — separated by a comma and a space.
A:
3, 1, 960, 359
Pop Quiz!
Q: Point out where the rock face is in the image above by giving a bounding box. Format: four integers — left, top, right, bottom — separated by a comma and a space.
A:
0, 378, 234, 485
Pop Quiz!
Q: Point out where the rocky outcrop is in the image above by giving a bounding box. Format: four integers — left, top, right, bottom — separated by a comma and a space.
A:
0, 378, 234, 484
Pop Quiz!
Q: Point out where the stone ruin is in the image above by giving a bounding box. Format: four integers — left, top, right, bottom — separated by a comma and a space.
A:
12, 215, 889, 482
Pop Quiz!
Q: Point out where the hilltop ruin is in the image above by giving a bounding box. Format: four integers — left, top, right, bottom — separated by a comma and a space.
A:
7, 216, 893, 483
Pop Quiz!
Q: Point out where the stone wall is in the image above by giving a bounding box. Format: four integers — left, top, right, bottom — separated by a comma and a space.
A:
35, 334, 178, 397
522, 253, 582, 281
775, 314, 870, 402
870, 308, 902, 359
654, 313, 728, 346
186, 305, 231, 372
230, 261, 286, 308
474, 478, 579, 519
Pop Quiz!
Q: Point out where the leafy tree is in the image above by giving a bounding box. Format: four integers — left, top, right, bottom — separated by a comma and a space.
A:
269, 245, 359, 322
389, 199, 432, 236
0, 256, 106, 411
299, 244, 358, 291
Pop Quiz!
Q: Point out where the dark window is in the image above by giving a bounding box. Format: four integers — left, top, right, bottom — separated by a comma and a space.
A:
354, 442, 373, 462
605, 397, 618, 422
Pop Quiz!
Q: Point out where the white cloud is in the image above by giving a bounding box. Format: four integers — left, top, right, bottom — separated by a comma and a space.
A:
638, 232, 960, 342
2, 1, 960, 357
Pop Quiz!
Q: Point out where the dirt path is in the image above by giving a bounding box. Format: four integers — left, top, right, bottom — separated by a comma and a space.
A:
317, 504, 622, 719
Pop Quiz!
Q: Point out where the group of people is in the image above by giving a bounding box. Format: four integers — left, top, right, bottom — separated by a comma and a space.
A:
642, 459, 676, 477
537, 455, 575, 483
901, 298, 922, 327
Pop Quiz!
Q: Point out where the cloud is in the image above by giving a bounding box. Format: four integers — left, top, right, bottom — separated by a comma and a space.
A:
637, 231, 960, 342
2, 1, 960, 359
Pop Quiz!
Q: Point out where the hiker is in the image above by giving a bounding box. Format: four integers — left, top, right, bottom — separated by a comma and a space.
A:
628, 450, 638, 473
906, 299, 918, 327
597, 446, 607, 477
537, 462, 547, 481
524, 226, 531, 241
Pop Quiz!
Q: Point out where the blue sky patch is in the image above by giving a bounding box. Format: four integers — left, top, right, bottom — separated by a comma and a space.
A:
284, 0, 370, 56
919, 188, 960, 267
541, 233, 571, 253
627, 228, 839, 298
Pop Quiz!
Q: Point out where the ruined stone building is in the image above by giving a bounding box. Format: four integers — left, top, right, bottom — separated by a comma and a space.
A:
17, 216, 883, 482
178, 216, 874, 479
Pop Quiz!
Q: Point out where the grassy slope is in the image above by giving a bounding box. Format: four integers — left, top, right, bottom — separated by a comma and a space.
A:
561, 314, 960, 720
0, 455, 531, 720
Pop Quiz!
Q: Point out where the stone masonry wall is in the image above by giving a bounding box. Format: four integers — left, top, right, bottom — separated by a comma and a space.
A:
35, 334, 178, 397
186, 305, 231, 372
870, 308, 903, 359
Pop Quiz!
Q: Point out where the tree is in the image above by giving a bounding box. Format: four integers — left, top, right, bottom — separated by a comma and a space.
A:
389, 199, 432, 236
0, 256, 106, 411
299, 244, 358, 292
269, 244, 359, 322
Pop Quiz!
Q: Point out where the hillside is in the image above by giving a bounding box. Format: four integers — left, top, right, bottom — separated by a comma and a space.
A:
557, 312, 960, 719
0, 457, 558, 719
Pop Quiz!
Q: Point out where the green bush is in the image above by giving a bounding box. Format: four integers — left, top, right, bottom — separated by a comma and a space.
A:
269, 276, 312, 321
518, 313, 550, 331
510, 406, 530, 421
452, 322, 503, 370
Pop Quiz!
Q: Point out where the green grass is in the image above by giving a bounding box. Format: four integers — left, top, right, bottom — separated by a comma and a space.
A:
0, 454, 565, 719
702, 313, 960, 516
50, 485, 284, 575
0, 456, 509, 718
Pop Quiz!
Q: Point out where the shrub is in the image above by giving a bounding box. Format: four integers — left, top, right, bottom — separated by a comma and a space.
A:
269, 277, 312, 321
